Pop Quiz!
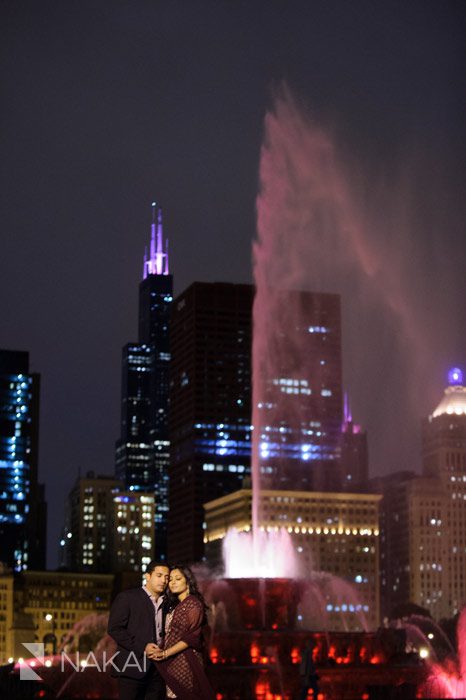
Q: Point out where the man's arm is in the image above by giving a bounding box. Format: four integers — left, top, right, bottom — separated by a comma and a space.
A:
108, 592, 156, 658
107, 592, 136, 652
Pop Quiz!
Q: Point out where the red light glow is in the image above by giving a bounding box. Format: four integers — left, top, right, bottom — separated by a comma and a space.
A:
251, 642, 260, 663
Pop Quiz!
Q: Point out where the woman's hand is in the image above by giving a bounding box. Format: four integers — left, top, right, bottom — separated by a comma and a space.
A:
153, 640, 190, 661
145, 643, 159, 660
153, 646, 168, 661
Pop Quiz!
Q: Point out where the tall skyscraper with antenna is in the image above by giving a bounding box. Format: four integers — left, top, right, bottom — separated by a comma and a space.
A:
115, 203, 172, 561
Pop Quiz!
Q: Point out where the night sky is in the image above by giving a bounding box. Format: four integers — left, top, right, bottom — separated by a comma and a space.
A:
1, 1, 465, 568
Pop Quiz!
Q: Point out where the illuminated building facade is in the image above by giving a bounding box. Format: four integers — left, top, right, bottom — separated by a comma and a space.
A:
169, 282, 254, 562
112, 491, 155, 572
7, 571, 114, 661
377, 472, 448, 619
115, 344, 156, 490
204, 487, 381, 630
169, 285, 367, 562
61, 472, 123, 572
421, 367, 466, 617
255, 291, 344, 494
61, 472, 154, 572
115, 203, 172, 560
378, 368, 466, 620
0, 349, 46, 571
0, 572, 13, 664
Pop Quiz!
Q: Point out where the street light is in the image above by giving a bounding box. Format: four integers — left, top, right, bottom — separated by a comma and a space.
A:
43, 613, 57, 655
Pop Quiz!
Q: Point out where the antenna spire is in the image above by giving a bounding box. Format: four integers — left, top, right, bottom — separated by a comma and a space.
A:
343, 392, 352, 424
143, 202, 170, 278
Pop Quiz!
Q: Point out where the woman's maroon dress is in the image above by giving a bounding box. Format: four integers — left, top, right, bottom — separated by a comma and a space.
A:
156, 595, 215, 700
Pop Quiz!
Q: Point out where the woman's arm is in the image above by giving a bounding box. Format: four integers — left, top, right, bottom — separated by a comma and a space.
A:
159, 640, 188, 659
154, 597, 205, 660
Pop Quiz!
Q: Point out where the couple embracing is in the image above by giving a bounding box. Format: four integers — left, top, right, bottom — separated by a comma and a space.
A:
108, 561, 215, 700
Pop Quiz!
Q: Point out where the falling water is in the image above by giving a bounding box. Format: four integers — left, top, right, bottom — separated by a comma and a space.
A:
251, 86, 427, 534
224, 85, 457, 588
421, 607, 466, 698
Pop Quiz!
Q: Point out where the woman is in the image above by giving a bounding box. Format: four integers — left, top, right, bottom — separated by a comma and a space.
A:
153, 565, 215, 700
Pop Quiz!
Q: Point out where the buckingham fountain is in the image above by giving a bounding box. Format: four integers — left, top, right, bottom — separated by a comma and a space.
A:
197, 89, 466, 699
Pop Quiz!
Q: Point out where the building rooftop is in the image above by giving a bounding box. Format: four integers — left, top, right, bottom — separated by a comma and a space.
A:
432, 367, 466, 418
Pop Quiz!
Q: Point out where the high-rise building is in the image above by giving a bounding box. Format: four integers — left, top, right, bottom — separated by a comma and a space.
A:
115, 344, 156, 491
61, 471, 155, 573
378, 368, 466, 620
340, 395, 369, 491
112, 491, 155, 572
61, 472, 123, 572
168, 285, 367, 563
375, 471, 437, 618
115, 203, 172, 560
0, 349, 46, 571
169, 282, 254, 562
255, 291, 344, 494
204, 487, 381, 631
421, 367, 466, 617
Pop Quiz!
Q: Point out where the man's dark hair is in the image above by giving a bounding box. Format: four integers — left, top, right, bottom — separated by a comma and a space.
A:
144, 560, 170, 574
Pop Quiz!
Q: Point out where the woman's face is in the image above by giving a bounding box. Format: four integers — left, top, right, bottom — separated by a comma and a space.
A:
169, 568, 189, 596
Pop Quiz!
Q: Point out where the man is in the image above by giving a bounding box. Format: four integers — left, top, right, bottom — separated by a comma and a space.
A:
108, 560, 169, 700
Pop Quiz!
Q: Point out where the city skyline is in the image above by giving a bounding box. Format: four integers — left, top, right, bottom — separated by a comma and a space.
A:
1, 2, 465, 567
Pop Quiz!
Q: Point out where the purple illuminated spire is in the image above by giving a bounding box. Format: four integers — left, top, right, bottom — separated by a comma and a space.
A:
343, 392, 352, 424
342, 392, 361, 434
142, 202, 170, 279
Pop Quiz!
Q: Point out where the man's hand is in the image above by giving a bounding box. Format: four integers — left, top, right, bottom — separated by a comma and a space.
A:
153, 646, 166, 661
144, 642, 158, 660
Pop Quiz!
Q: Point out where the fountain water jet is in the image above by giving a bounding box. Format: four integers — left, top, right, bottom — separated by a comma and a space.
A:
421, 607, 466, 699
221, 88, 377, 618
223, 528, 301, 579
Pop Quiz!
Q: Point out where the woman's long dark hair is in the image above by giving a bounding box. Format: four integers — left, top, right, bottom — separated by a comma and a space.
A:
164, 564, 208, 614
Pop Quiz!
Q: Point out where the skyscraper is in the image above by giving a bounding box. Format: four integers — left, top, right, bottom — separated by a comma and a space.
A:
421, 367, 466, 617
61, 472, 123, 572
115, 344, 156, 490
168, 282, 254, 562
60, 471, 155, 573
377, 367, 466, 620
340, 394, 369, 491
0, 349, 46, 571
169, 285, 364, 563
254, 290, 343, 495
115, 203, 172, 560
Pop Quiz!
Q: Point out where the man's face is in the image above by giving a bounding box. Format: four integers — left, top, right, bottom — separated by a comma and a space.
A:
145, 566, 169, 596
